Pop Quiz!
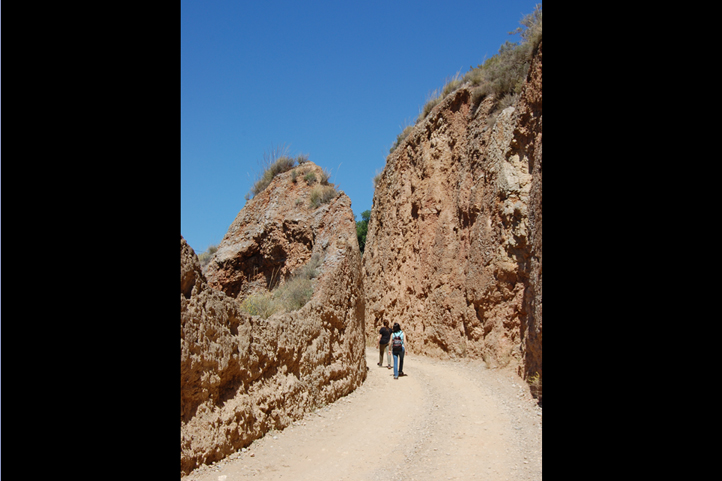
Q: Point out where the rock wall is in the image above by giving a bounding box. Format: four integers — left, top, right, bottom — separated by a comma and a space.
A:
181, 163, 366, 475
363, 43, 542, 381
513, 42, 542, 383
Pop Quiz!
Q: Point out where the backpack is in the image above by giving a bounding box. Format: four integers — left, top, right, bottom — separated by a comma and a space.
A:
392, 332, 403, 354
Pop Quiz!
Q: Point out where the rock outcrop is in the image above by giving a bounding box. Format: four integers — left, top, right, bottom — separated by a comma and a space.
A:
363, 43, 542, 383
181, 161, 366, 475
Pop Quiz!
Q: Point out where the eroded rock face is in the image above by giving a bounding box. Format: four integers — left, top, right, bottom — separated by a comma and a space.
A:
513, 42, 542, 383
181, 165, 366, 475
363, 43, 542, 380
206, 163, 341, 298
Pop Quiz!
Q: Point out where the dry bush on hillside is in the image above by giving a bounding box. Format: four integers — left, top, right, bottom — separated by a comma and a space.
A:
249, 146, 309, 198
309, 184, 338, 208
238, 254, 323, 318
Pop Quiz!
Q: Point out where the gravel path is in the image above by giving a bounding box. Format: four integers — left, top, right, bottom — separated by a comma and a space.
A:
183, 347, 542, 480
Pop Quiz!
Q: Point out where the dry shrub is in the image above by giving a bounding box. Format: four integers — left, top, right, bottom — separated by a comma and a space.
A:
309, 185, 338, 208
414, 5, 542, 127
527, 371, 542, 405
240, 291, 282, 318
248, 146, 311, 198
198, 244, 218, 269
304, 171, 316, 184
238, 254, 323, 318
275, 277, 314, 311
389, 125, 414, 154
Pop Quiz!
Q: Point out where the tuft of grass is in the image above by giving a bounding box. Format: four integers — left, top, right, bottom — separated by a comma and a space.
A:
417, 71, 463, 123
516, 4, 542, 55
527, 371, 542, 404
240, 291, 281, 318
418, 89, 442, 122
275, 277, 314, 311
198, 244, 219, 269
404, 5, 541, 134
441, 71, 463, 97
469, 5, 542, 106
304, 171, 317, 184
389, 125, 414, 154
248, 146, 311, 198
274, 254, 322, 310
464, 66, 485, 87
477, 40, 531, 99
309, 184, 338, 208
372, 169, 383, 189
238, 254, 323, 318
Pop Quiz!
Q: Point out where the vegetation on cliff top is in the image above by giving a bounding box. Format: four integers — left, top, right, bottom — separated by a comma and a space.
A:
246, 145, 309, 199
390, 4, 542, 154
246, 145, 339, 209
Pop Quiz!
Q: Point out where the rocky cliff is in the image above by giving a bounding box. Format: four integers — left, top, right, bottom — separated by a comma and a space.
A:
181, 162, 366, 475
363, 43, 542, 383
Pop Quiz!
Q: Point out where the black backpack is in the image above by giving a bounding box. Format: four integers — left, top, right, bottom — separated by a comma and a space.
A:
392, 332, 403, 354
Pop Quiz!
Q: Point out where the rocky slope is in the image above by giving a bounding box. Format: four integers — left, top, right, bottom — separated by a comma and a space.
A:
181, 162, 366, 475
363, 42, 542, 386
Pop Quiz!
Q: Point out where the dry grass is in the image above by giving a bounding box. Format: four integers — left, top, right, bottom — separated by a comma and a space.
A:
249, 146, 309, 198
198, 244, 218, 269
309, 184, 338, 208
408, 5, 542, 134
239, 254, 323, 319
303, 171, 317, 184
372, 169, 383, 189
527, 371, 542, 404
389, 125, 414, 154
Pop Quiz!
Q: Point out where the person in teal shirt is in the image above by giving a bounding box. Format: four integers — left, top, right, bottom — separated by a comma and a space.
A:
391, 322, 407, 379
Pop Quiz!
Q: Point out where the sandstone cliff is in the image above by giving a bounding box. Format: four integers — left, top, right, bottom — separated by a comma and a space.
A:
181, 162, 366, 474
363, 43, 542, 384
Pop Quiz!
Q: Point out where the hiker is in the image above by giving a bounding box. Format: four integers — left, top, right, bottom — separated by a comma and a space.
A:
377, 320, 392, 369
391, 322, 407, 379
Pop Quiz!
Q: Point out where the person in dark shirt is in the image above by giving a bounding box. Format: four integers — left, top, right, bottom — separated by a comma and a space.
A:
377, 320, 392, 369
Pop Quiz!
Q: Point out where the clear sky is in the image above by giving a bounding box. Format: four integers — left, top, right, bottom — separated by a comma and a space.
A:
181, 0, 542, 255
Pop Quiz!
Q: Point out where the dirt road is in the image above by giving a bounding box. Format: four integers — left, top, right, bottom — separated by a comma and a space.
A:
183, 347, 542, 480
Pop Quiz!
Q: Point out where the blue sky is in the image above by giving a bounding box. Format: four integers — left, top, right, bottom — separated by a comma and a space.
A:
181, 0, 541, 254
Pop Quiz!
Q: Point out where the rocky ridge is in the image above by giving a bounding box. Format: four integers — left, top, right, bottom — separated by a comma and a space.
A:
363, 42, 542, 383
181, 162, 366, 475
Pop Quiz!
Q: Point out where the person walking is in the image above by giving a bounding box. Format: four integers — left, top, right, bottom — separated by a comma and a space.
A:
377, 320, 392, 369
391, 322, 407, 379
